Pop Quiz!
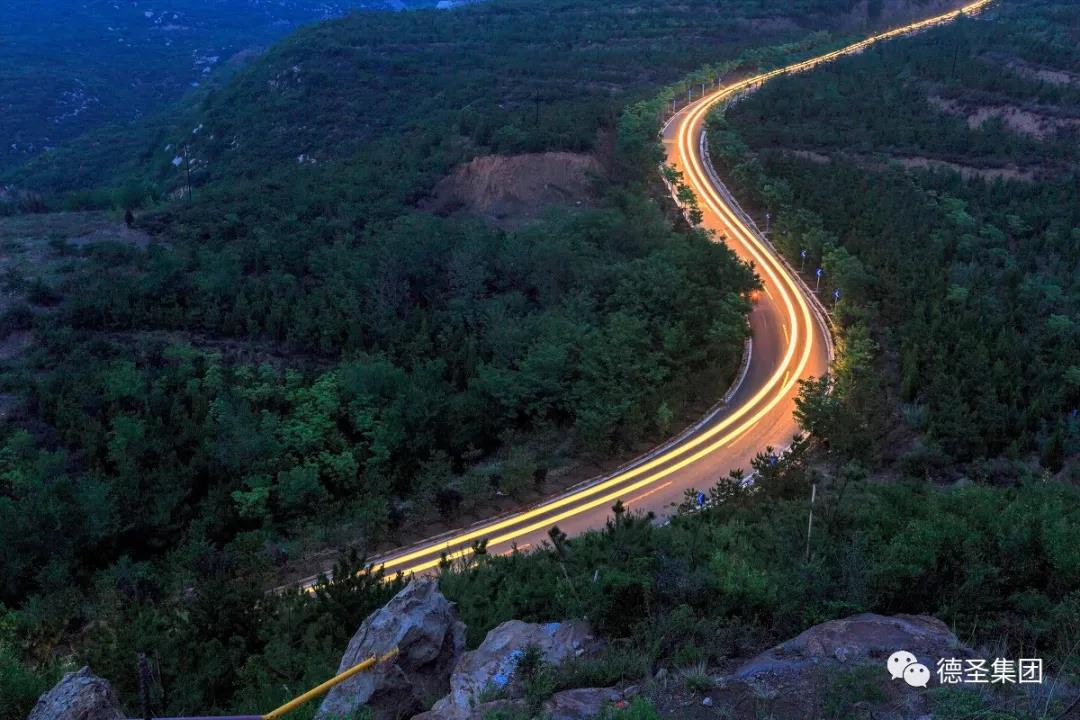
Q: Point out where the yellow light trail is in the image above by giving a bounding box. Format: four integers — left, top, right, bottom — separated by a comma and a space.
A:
305, 0, 993, 587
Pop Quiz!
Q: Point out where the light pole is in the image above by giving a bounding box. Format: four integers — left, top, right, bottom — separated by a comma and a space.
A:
764, 212, 771, 235
833, 288, 841, 304
800, 249, 807, 272
815, 267, 823, 292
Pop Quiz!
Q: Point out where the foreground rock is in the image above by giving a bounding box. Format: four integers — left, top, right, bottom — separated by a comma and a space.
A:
736, 612, 966, 682
416, 620, 602, 719
27, 668, 123, 720
669, 613, 976, 719
544, 687, 624, 720
315, 579, 465, 720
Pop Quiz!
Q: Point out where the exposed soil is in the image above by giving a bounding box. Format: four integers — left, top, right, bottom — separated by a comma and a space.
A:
0, 211, 152, 248
929, 95, 1080, 141
983, 52, 1080, 88
779, 148, 1039, 182
893, 154, 1037, 181
420, 151, 604, 230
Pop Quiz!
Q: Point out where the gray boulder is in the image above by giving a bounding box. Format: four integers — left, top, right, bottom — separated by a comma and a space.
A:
315, 578, 465, 720
736, 612, 966, 682
416, 620, 600, 720
422, 688, 622, 720
27, 668, 123, 720
544, 687, 624, 720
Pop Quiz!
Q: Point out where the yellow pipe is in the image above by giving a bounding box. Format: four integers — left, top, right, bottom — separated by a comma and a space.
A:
262, 648, 400, 720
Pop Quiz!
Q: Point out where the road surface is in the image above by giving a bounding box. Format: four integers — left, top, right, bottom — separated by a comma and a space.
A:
298, 0, 991, 587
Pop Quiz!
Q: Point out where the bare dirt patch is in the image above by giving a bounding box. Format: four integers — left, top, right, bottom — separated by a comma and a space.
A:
984, 53, 1080, 88
779, 148, 1038, 182
0, 211, 152, 248
928, 95, 1080, 140
893, 155, 1036, 182
421, 152, 603, 230
789, 149, 832, 164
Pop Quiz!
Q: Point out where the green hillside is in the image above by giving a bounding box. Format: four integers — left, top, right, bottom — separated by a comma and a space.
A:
4, 1, 1079, 719
0, 2, 900, 716
711, 0, 1080, 472
0, 0, 444, 176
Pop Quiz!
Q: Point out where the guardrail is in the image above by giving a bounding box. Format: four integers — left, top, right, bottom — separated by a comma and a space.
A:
129, 649, 399, 720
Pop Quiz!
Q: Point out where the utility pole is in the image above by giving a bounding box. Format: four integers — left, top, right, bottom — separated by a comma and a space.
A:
184, 147, 193, 203
805, 483, 817, 563
137, 653, 154, 720
950, 34, 961, 80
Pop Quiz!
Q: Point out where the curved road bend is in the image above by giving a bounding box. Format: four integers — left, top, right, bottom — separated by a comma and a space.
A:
297, 0, 991, 588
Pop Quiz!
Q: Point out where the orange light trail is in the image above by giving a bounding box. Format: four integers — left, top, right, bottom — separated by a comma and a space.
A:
301, 0, 993, 587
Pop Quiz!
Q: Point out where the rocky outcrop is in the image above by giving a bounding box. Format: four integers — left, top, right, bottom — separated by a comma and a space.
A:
416, 620, 601, 720
631, 614, 977, 719
544, 687, 624, 720
420, 687, 623, 720
736, 612, 966, 682
314, 579, 465, 720
27, 668, 123, 720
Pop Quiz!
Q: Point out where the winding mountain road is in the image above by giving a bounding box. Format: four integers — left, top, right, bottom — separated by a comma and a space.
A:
298, 0, 991, 587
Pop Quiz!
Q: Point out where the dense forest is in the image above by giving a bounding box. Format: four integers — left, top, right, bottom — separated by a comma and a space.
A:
0, 0, 443, 175
3, 0, 1079, 719
0, 0, 907, 716
712, 0, 1080, 475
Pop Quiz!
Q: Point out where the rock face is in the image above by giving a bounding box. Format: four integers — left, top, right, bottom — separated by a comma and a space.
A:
657, 614, 977, 719
315, 579, 466, 720
422, 687, 623, 720
736, 612, 966, 682
27, 668, 123, 720
416, 620, 601, 720
544, 687, 624, 720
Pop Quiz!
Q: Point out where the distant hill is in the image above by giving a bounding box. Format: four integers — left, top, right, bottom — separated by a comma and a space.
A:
0, 0, 441, 176
4, 0, 960, 197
